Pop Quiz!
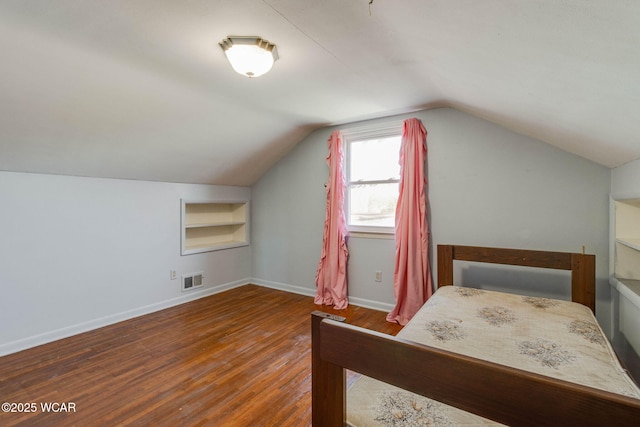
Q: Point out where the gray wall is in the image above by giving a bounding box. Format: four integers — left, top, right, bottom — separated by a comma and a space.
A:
0, 109, 617, 356
251, 108, 613, 332
0, 109, 616, 354
612, 158, 640, 196
0, 171, 251, 355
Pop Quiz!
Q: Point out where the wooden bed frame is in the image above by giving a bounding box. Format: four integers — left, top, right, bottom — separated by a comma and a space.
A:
311, 245, 640, 426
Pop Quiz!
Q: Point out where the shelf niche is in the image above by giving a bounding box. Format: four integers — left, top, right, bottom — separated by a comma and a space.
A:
181, 200, 249, 255
614, 198, 640, 281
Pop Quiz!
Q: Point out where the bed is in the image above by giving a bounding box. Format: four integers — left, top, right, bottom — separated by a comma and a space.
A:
311, 245, 640, 426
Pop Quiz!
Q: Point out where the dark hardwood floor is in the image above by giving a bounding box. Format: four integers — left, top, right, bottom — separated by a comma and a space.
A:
0, 285, 402, 426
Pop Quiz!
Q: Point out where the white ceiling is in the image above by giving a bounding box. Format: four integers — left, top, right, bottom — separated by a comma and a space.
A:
1, 0, 639, 186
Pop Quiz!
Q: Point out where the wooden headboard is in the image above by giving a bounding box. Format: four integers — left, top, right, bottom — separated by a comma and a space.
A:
437, 244, 596, 313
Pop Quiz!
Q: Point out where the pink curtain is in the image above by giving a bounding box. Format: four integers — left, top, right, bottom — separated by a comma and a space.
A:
315, 130, 349, 310
386, 118, 432, 325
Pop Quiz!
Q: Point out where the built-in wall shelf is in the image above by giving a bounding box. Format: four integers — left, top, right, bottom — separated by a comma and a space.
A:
181, 200, 249, 255
613, 198, 640, 281
610, 196, 640, 356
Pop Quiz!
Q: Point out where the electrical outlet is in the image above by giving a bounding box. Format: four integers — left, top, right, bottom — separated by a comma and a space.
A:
375, 270, 382, 282
170, 270, 177, 280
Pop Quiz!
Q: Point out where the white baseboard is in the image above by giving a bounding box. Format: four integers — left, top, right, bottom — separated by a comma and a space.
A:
250, 278, 316, 297
348, 296, 394, 312
1, 278, 394, 357
0, 278, 251, 357
250, 278, 394, 312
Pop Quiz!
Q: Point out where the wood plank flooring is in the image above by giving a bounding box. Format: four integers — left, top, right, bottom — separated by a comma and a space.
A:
0, 285, 402, 426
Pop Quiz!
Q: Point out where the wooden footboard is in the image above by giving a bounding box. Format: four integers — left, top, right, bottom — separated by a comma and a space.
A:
311, 312, 640, 426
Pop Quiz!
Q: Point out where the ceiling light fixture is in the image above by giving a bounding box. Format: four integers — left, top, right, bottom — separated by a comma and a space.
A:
219, 36, 279, 78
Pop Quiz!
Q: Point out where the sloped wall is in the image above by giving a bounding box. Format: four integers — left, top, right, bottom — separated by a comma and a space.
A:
0, 172, 251, 355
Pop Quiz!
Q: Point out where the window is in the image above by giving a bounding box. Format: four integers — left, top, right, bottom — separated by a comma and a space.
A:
343, 122, 402, 234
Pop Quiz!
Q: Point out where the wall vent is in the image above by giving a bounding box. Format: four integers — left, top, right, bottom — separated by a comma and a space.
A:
182, 272, 204, 292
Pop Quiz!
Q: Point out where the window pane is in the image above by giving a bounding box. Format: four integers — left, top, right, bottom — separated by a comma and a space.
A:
349, 182, 398, 228
349, 136, 401, 182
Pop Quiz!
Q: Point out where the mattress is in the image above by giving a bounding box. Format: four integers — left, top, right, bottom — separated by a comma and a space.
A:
347, 286, 640, 426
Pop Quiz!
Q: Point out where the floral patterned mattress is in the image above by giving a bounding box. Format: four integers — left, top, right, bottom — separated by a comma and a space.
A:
346, 286, 640, 426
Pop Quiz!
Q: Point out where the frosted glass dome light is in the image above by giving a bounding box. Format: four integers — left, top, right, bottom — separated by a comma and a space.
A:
219, 36, 279, 78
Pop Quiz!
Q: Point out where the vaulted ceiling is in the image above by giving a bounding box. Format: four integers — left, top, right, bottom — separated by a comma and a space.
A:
1, 1, 639, 186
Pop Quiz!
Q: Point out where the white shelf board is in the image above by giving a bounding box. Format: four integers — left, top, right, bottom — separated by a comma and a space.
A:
611, 277, 640, 311
183, 241, 249, 255
185, 221, 245, 229
616, 238, 640, 251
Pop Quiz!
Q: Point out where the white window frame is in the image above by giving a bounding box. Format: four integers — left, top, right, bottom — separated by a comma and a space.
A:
342, 121, 403, 235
